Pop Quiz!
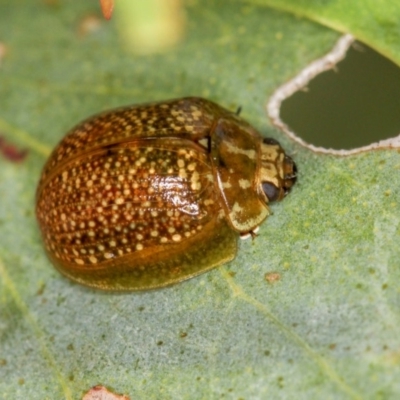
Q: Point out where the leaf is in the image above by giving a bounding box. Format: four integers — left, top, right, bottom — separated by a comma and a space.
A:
1, 1, 400, 399
247, 0, 400, 65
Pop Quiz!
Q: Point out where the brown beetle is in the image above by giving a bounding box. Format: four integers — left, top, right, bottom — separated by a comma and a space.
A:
36, 97, 296, 290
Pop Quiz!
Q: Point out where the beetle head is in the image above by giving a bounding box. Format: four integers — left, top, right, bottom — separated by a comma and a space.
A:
260, 138, 297, 203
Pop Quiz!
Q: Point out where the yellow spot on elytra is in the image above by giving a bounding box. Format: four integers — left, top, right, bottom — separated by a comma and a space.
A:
238, 179, 251, 189
185, 125, 194, 132
191, 181, 201, 191
192, 110, 202, 117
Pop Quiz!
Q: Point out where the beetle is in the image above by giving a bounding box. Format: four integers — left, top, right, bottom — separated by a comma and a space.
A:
35, 97, 296, 291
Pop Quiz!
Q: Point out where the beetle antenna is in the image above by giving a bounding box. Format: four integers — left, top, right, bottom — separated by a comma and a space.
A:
235, 106, 242, 116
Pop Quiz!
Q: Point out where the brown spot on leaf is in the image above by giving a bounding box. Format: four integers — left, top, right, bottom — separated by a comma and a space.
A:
82, 385, 131, 400
264, 271, 281, 283
0, 137, 28, 163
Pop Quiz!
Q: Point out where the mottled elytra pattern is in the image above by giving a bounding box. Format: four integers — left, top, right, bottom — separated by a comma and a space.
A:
36, 97, 296, 291
38, 98, 227, 186
37, 139, 216, 266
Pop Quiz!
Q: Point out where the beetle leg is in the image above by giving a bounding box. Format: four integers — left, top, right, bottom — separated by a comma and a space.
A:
239, 226, 259, 240
250, 227, 259, 240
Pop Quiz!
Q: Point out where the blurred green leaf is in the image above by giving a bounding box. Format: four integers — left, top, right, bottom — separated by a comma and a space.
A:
0, 1, 399, 399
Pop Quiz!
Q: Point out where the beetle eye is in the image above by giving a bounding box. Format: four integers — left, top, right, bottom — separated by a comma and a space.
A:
262, 182, 281, 202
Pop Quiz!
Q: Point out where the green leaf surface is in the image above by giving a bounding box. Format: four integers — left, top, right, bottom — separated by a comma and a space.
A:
1, 1, 399, 399
247, 0, 400, 65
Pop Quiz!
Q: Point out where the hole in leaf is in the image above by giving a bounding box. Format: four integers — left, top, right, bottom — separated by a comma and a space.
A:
280, 42, 400, 150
